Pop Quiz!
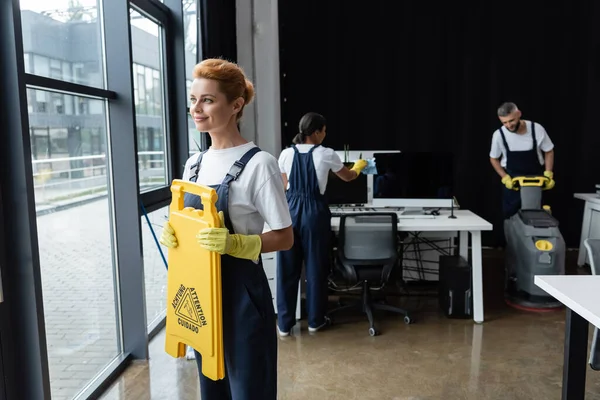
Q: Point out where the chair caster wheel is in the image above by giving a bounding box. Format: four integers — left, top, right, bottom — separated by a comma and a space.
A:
404, 316, 413, 325
368, 327, 379, 336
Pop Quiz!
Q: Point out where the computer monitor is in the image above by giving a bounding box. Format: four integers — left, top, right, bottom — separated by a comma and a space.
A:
372, 151, 454, 212
325, 169, 368, 206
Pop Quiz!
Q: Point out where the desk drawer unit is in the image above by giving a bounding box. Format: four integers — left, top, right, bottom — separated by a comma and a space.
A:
262, 252, 301, 320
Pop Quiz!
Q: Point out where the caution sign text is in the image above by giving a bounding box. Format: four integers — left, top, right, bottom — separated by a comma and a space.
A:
172, 284, 207, 334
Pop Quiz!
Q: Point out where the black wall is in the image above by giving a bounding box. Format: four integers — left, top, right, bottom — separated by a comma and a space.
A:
199, 0, 237, 62
278, 1, 600, 247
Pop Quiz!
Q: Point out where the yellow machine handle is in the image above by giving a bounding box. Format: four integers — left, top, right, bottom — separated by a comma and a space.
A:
511, 176, 546, 187
170, 179, 221, 228
510, 176, 553, 191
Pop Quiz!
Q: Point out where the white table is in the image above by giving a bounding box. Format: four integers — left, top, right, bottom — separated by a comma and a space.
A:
330, 209, 493, 323
535, 275, 600, 399
574, 194, 600, 266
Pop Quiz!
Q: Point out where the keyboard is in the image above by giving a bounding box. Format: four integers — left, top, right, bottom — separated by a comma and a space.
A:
331, 211, 436, 220
329, 206, 402, 213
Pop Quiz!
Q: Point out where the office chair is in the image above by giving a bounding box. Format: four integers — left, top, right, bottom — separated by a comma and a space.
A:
584, 238, 600, 371
327, 213, 412, 336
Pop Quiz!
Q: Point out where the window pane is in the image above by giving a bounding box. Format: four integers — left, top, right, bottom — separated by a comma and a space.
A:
130, 9, 168, 192
141, 206, 169, 327
24, 52, 31, 73
184, 0, 198, 155
27, 89, 119, 400
20, 0, 105, 88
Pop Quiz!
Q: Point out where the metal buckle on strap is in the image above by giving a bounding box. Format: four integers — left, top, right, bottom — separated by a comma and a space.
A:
228, 160, 245, 180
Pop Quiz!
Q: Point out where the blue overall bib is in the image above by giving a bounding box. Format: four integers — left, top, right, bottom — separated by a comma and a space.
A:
277, 144, 331, 332
184, 146, 277, 400
499, 123, 544, 219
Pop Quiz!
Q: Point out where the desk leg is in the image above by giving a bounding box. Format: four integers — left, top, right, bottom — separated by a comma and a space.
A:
470, 230, 484, 323
577, 204, 592, 267
562, 309, 588, 400
459, 231, 468, 260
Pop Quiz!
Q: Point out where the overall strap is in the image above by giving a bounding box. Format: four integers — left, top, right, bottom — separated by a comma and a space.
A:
221, 146, 262, 186
499, 127, 510, 151
530, 121, 538, 150
308, 144, 320, 154
291, 144, 299, 154
189, 151, 208, 183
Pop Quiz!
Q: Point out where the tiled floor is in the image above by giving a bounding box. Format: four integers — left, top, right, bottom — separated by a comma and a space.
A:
99, 252, 600, 400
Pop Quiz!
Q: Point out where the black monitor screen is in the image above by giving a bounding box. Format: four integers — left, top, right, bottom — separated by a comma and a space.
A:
373, 152, 454, 199
325, 169, 368, 205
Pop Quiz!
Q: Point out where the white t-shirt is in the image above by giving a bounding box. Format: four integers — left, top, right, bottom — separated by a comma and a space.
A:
278, 144, 344, 195
489, 120, 554, 168
182, 142, 292, 235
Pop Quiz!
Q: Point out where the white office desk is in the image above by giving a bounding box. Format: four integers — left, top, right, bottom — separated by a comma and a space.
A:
331, 209, 492, 232
574, 193, 600, 266
331, 208, 493, 323
535, 275, 600, 399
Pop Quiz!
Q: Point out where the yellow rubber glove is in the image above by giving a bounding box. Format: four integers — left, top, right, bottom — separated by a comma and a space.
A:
159, 221, 178, 248
351, 159, 368, 176
501, 174, 513, 190
196, 211, 262, 261
543, 170, 555, 190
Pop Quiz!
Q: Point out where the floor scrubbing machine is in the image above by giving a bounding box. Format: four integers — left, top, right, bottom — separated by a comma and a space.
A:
504, 176, 565, 311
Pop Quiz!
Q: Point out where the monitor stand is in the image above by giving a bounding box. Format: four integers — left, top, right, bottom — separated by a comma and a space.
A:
399, 207, 435, 219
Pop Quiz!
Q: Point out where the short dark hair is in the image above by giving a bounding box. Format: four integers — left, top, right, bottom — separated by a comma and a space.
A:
497, 102, 518, 117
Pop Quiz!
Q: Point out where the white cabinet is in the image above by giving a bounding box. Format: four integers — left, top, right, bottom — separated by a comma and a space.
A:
575, 194, 600, 266
581, 209, 600, 265
262, 252, 301, 320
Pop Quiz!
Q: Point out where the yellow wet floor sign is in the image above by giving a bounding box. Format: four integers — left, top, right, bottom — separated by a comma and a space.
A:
164, 179, 225, 381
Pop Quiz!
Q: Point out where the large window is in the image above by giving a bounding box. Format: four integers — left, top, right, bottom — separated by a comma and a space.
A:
19, 2, 120, 399
20, 0, 105, 89
130, 8, 169, 193
28, 89, 119, 400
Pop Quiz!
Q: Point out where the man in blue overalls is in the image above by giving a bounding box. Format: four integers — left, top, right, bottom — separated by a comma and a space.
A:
489, 102, 556, 219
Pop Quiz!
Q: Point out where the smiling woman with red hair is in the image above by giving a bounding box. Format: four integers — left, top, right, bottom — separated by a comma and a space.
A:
160, 58, 293, 400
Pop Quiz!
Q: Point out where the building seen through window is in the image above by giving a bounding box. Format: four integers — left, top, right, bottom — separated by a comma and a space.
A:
22, 6, 195, 199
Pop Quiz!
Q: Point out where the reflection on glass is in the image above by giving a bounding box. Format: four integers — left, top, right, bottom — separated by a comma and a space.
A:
141, 206, 169, 328
20, 0, 105, 88
130, 8, 168, 192
28, 89, 119, 400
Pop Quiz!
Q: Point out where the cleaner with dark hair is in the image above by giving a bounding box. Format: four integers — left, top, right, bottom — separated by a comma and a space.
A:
276, 112, 367, 336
